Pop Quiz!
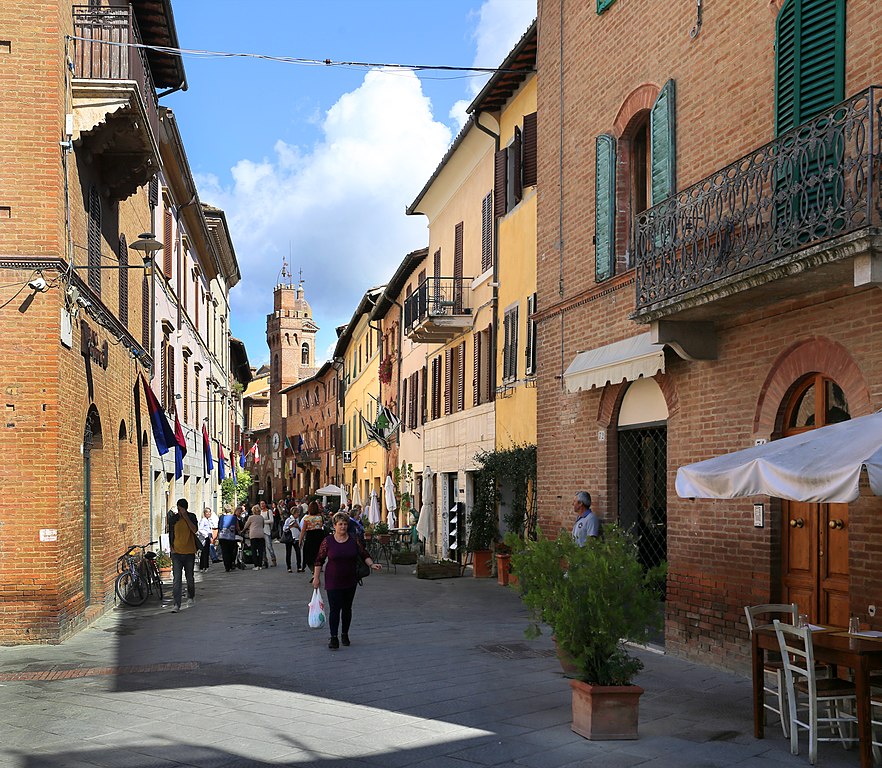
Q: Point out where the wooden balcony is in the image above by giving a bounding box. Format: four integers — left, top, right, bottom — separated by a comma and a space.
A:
633, 87, 882, 325
404, 277, 474, 343
70, 5, 161, 200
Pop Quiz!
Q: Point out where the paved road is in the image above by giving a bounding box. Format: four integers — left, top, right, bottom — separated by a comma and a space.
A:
0, 561, 862, 767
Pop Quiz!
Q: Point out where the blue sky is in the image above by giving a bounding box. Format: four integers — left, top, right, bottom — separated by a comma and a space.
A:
164, 0, 536, 367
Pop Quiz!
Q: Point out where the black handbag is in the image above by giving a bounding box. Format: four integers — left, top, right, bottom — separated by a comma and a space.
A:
356, 556, 371, 582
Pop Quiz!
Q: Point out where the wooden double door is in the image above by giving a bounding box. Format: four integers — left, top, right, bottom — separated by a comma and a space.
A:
781, 374, 851, 625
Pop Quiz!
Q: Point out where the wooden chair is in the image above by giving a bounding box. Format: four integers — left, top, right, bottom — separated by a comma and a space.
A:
745, 603, 798, 737
773, 620, 857, 765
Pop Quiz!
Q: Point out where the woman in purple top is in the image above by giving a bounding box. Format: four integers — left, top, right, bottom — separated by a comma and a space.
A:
313, 511, 381, 649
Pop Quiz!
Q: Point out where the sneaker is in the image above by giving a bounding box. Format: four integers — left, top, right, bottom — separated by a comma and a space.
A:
186, 598, 194, 609
287, 568, 293, 573
328, 636, 339, 650
341, 634, 350, 647
171, 605, 180, 613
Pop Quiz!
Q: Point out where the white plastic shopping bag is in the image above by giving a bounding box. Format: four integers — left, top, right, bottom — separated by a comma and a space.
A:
307, 588, 326, 629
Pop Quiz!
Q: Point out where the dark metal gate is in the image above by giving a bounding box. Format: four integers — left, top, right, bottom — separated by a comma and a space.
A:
617, 424, 667, 580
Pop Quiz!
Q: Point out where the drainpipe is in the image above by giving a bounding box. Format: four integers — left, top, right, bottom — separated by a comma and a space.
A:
474, 110, 501, 400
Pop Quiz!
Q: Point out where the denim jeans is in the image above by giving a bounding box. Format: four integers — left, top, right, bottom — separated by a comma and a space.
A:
171, 552, 196, 608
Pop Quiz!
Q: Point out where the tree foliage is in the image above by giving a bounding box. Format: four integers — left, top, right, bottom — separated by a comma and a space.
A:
221, 469, 252, 506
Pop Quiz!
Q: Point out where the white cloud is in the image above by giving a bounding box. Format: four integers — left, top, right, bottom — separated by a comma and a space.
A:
199, 69, 451, 365
449, 0, 537, 128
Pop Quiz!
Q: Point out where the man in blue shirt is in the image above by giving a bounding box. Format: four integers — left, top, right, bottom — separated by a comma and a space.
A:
572, 491, 601, 546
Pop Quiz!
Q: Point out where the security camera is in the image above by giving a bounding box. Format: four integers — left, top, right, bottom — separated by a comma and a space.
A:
76, 296, 92, 309
28, 277, 48, 292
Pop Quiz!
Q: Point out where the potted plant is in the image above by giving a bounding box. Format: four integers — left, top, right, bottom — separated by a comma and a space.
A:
155, 550, 172, 581
510, 525, 662, 740
374, 520, 390, 545
466, 470, 498, 578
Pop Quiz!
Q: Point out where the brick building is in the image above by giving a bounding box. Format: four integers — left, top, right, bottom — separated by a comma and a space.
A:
0, 1, 186, 642
535, 0, 882, 671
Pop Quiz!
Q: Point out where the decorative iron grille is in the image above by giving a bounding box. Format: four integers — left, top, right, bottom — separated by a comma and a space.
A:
635, 87, 882, 311
403, 277, 473, 334
617, 426, 667, 590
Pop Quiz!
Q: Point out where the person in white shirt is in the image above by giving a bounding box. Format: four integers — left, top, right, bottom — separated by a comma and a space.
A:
572, 491, 601, 546
259, 500, 277, 567
198, 507, 215, 570
282, 508, 302, 572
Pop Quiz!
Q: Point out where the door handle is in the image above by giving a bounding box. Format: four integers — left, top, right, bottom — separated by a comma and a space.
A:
790, 518, 804, 528
828, 519, 845, 530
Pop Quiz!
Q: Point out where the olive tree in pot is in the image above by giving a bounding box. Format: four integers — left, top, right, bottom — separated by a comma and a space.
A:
510, 525, 663, 740
466, 469, 498, 577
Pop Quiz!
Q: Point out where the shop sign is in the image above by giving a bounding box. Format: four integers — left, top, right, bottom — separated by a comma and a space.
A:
80, 318, 108, 369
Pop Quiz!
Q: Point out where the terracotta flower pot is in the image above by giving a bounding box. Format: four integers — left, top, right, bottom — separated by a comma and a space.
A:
496, 553, 511, 585
472, 550, 493, 578
570, 679, 643, 740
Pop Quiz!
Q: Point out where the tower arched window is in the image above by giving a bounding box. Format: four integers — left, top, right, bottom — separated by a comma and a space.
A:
301, 343, 309, 366
273, 354, 280, 387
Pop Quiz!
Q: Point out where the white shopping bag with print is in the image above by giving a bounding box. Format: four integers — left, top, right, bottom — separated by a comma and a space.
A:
307, 588, 326, 629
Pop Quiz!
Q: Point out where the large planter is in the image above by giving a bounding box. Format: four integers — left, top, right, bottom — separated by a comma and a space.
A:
471, 549, 492, 578
570, 680, 643, 740
552, 635, 581, 677
496, 553, 518, 586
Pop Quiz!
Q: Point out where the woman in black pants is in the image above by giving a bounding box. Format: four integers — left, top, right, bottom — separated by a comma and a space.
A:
216, 505, 240, 571
281, 507, 302, 572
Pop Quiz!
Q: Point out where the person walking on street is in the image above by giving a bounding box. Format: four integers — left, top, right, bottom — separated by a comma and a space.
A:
217, 504, 241, 571
167, 498, 199, 612
243, 504, 267, 570
572, 491, 601, 546
300, 501, 325, 574
312, 511, 381, 649
198, 507, 214, 571
282, 506, 302, 572
259, 500, 277, 567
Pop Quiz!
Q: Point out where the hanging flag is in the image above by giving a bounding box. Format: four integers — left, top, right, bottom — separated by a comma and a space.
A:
173, 405, 187, 480
251, 440, 260, 465
202, 424, 214, 478
297, 434, 304, 452
140, 373, 176, 455
218, 444, 227, 481
285, 435, 295, 454
239, 443, 246, 468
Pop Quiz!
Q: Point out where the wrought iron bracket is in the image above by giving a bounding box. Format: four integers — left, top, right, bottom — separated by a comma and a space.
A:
651, 320, 718, 361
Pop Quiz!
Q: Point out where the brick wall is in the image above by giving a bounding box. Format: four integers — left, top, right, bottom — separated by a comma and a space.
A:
535, 0, 882, 672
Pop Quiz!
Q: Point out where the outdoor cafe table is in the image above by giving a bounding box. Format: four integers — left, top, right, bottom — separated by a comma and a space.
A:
752, 625, 882, 768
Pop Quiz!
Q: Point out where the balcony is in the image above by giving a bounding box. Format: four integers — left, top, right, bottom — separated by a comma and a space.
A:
404, 277, 473, 343
633, 88, 882, 325
70, 5, 161, 200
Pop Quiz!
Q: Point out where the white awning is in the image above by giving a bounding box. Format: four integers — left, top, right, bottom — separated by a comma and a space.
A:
676, 411, 882, 503
564, 332, 665, 393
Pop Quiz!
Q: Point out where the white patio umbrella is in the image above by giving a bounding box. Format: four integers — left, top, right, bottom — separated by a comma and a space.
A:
368, 489, 381, 524
416, 466, 435, 542
340, 484, 349, 507
384, 473, 397, 528
352, 482, 362, 508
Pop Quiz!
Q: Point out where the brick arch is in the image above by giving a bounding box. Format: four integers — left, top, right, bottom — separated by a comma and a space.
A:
613, 83, 661, 139
596, 372, 679, 429
753, 337, 871, 436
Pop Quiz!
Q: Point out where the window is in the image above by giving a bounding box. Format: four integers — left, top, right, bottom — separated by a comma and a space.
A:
525, 294, 537, 376
473, 326, 493, 406
494, 112, 537, 217
481, 191, 493, 274
774, 0, 845, 136
502, 305, 519, 382
431, 355, 442, 420
301, 343, 309, 366
453, 222, 464, 313
87, 186, 101, 296
118, 234, 128, 326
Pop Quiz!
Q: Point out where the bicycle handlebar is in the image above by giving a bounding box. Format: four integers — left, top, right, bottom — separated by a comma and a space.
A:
120, 540, 160, 557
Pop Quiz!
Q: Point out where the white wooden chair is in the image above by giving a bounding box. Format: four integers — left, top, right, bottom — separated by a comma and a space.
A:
745, 603, 798, 737
871, 689, 881, 764
773, 619, 858, 764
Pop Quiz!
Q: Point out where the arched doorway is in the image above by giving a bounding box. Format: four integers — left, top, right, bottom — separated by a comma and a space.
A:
617, 378, 668, 577
83, 407, 102, 603
781, 374, 851, 625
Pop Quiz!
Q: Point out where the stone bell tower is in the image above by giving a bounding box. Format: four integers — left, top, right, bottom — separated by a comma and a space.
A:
267, 261, 319, 497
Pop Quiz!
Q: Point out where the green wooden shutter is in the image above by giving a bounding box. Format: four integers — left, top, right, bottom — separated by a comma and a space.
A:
774, 0, 845, 136
597, 0, 616, 14
595, 134, 616, 282
650, 79, 676, 206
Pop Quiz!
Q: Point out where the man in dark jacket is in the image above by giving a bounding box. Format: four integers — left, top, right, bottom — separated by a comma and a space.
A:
167, 498, 199, 613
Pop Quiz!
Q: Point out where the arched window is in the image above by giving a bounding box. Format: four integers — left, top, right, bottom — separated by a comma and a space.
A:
301, 343, 309, 366
273, 354, 280, 387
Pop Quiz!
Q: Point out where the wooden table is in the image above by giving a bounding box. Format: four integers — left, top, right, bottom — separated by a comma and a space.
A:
752, 626, 882, 768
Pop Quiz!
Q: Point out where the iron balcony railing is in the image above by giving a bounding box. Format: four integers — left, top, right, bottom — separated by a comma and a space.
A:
72, 5, 160, 141
635, 87, 882, 312
404, 276, 473, 333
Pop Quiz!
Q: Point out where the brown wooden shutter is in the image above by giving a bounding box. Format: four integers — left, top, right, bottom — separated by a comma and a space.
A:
494, 149, 507, 217
401, 377, 407, 433
433, 248, 441, 278
454, 222, 463, 313
481, 192, 493, 274
430, 357, 439, 420
444, 348, 452, 415
421, 365, 428, 424
141, 275, 150, 349
182, 356, 189, 423
522, 112, 538, 187
512, 125, 523, 204
88, 186, 101, 296
458, 340, 466, 412
167, 345, 176, 409
473, 330, 481, 407
163, 207, 173, 278
118, 234, 128, 326
487, 323, 496, 402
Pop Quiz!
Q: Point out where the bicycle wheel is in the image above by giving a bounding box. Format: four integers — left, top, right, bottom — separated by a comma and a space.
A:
148, 562, 163, 600
115, 570, 147, 606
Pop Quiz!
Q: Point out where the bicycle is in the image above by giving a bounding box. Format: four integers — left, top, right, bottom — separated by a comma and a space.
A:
114, 541, 164, 606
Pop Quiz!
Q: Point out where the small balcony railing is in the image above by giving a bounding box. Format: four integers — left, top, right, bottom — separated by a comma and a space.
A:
72, 5, 160, 141
404, 277, 473, 341
635, 87, 882, 314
